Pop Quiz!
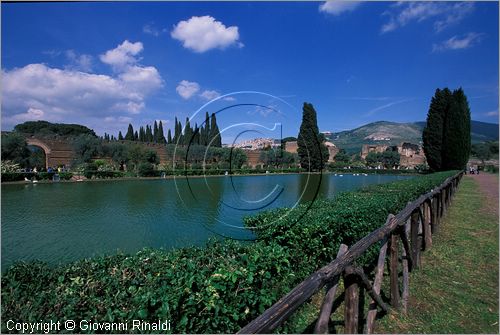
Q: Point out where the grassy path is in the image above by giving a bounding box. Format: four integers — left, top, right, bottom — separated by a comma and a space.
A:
376, 174, 499, 333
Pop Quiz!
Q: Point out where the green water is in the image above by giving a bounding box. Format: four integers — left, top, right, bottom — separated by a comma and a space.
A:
1, 173, 411, 270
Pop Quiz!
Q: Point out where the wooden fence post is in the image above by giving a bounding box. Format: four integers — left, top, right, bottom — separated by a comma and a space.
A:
389, 233, 400, 309
366, 215, 393, 334
314, 244, 348, 334
344, 270, 359, 334
401, 224, 410, 313
424, 201, 432, 248
410, 210, 420, 269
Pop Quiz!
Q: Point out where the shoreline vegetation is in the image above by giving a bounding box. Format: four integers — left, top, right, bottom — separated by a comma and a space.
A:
1, 171, 457, 334
1, 167, 423, 185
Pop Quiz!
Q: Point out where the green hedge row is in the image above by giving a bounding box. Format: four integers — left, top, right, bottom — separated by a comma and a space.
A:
1, 172, 73, 182
1, 171, 457, 333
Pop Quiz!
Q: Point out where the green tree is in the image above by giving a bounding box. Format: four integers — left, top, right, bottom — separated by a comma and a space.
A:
145, 125, 153, 142
184, 117, 193, 146
153, 121, 159, 143
118, 131, 124, 141
297, 102, 329, 171
365, 152, 380, 167
167, 129, 172, 144
139, 126, 145, 142
158, 121, 166, 144
423, 87, 471, 171
1, 133, 30, 167
442, 88, 471, 170
125, 124, 135, 141
73, 134, 102, 163
209, 113, 222, 147
334, 149, 350, 163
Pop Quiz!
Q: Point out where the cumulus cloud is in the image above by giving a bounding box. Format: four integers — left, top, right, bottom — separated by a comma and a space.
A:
171, 16, 242, 53
65, 50, 93, 72
99, 40, 143, 68
381, 2, 474, 33
432, 32, 483, 52
2, 40, 163, 132
200, 90, 221, 101
176, 80, 200, 99
319, 1, 362, 15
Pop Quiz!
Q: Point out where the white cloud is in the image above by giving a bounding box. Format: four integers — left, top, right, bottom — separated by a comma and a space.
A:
171, 16, 242, 53
2, 40, 163, 132
223, 96, 236, 102
65, 50, 93, 72
319, 1, 362, 15
99, 40, 143, 69
432, 32, 483, 52
200, 90, 221, 101
381, 2, 474, 33
176, 80, 200, 99
364, 99, 412, 117
143, 23, 160, 36
484, 110, 498, 117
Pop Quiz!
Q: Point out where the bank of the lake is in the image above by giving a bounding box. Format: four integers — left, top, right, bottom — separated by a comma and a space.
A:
1, 171, 457, 334
1, 173, 412, 271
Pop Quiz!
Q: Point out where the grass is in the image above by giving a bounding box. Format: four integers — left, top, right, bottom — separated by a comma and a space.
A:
376, 176, 499, 333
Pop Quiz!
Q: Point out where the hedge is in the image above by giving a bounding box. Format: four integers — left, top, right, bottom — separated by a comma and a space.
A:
1, 171, 457, 333
1, 172, 73, 182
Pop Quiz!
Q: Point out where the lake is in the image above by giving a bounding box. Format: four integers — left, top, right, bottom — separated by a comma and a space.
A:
1, 173, 412, 270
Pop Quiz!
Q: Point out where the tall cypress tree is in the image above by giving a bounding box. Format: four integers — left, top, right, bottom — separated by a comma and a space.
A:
134, 130, 139, 141
209, 113, 222, 147
184, 117, 193, 145
423, 88, 450, 171
118, 131, 124, 141
202, 112, 210, 146
442, 88, 471, 170
153, 121, 159, 143
423, 87, 471, 171
297, 102, 329, 171
193, 123, 200, 145
173, 117, 180, 143
145, 125, 153, 142
125, 124, 134, 141
167, 129, 172, 144
139, 126, 145, 142
158, 121, 166, 144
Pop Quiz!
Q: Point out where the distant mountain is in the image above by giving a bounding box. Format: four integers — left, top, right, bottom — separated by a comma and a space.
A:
328, 120, 498, 154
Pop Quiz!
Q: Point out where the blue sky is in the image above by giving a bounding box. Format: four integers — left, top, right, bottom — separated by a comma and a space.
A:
2, 1, 498, 142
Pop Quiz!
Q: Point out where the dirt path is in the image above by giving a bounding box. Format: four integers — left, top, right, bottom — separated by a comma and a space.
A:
469, 172, 499, 215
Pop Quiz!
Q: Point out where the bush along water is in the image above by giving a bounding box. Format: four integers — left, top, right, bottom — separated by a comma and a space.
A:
1, 171, 457, 333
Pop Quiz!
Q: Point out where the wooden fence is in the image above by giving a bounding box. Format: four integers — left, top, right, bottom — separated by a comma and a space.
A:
239, 171, 464, 334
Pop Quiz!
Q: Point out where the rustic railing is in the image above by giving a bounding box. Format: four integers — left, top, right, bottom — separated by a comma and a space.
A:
239, 171, 463, 334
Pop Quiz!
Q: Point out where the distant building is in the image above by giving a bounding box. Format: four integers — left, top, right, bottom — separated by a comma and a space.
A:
361, 142, 426, 168
325, 141, 339, 163
285, 141, 298, 154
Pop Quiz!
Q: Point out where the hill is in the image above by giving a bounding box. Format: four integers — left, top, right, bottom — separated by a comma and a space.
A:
329, 120, 498, 154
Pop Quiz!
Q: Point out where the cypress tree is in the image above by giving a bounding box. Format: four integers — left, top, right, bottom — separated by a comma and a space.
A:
297, 102, 329, 171
193, 123, 200, 145
134, 130, 139, 141
139, 126, 145, 142
442, 88, 471, 170
125, 124, 134, 141
423, 87, 471, 171
145, 125, 153, 142
153, 121, 159, 143
167, 129, 172, 144
184, 117, 193, 145
158, 121, 166, 144
173, 117, 180, 143
118, 131, 124, 141
209, 113, 222, 147
423, 88, 450, 171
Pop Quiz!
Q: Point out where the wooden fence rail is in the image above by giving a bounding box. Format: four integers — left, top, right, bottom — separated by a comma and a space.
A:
238, 171, 463, 334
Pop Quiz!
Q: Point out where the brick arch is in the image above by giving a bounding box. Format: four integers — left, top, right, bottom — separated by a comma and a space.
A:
25, 137, 74, 169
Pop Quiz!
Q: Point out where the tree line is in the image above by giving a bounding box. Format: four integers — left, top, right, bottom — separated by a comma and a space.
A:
105, 112, 222, 147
